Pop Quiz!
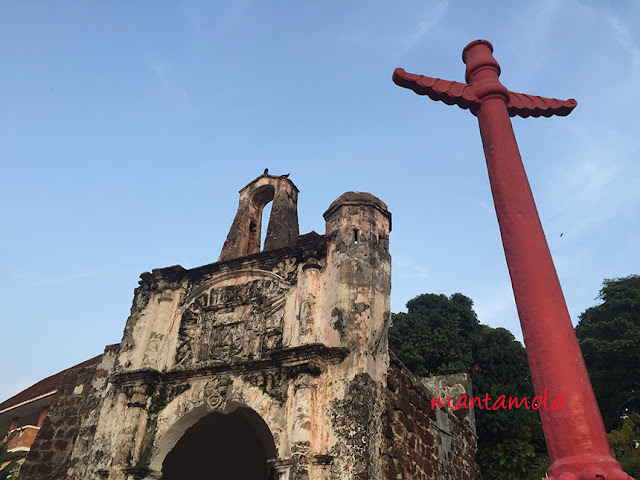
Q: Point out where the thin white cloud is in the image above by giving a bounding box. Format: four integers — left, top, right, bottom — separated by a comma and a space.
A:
394, 254, 431, 282
528, 0, 562, 44
502, 0, 564, 86
608, 14, 640, 70
403, 0, 450, 51
544, 125, 640, 239
474, 282, 514, 324
14, 272, 90, 287
186, 0, 250, 41
147, 58, 194, 114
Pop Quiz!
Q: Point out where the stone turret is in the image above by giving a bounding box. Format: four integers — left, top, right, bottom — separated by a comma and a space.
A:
322, 192, 392, 382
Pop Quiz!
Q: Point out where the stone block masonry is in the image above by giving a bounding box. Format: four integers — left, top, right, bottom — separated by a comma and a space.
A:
384, 354, 480, 480
16, 347, 116, 480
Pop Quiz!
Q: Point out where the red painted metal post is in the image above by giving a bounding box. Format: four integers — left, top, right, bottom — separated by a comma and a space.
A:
393, 40, 632, 480
464, 40, 629, 480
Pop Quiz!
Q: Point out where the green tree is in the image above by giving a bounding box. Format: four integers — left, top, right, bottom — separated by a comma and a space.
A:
607, 412, 640, 477
389, 292, 547, 480
389, 293, 480, 377
471, 325, 546, 462
575, 275, 640, 431
475, 440, 550, 480
0, 424, 18, 480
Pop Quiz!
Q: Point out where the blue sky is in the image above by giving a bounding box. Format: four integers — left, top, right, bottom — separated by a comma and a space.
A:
1, 1, 638, 402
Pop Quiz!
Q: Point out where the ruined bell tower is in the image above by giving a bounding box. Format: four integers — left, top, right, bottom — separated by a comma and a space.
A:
219, 173, 300, 261
16, 172, 479, 480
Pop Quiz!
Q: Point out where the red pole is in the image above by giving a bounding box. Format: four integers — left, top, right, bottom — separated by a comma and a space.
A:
462, 40, 630, 480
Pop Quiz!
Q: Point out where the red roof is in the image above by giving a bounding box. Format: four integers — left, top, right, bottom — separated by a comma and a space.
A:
0, 355, 102, 412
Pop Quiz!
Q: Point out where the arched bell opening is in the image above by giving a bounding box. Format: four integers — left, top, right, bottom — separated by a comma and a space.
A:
219, 173, 299, 262
159, 405, 277, 480
246, 184, 276, 256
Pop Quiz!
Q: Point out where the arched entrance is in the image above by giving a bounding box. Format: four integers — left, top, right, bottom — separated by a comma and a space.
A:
160, 406, 277, 480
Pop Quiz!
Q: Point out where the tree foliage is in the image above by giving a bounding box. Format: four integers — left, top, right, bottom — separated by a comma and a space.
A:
389, 293, 479, 377
475, 440, 550, 480
389, 292, 547, 480
607, 412, 640, 477
0, 424, 18, 480
576, 275, 640, 431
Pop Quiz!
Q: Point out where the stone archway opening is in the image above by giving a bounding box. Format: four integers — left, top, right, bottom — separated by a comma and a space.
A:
247, 184, 275, 255
160, 406, 277, 480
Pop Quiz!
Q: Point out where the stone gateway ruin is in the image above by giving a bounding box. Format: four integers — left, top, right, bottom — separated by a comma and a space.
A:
9, 173, 480, 479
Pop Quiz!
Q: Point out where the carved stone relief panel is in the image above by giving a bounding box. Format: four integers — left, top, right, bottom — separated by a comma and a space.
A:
176, 277, 290, 366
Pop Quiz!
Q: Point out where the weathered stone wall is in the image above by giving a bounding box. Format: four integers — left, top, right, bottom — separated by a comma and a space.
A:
16, 182, 479, 480
384, 354, 481, 480
23, 189, 393, 480
17, 346, 117, 480
420, 372, 475, 430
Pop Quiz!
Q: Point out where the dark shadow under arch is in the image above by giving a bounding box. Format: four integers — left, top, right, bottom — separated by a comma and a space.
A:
160, 407, 277, 480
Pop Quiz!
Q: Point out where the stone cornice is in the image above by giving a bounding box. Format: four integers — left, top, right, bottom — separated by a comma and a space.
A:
137, 232, 327, 290
110, 344, 349, 388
